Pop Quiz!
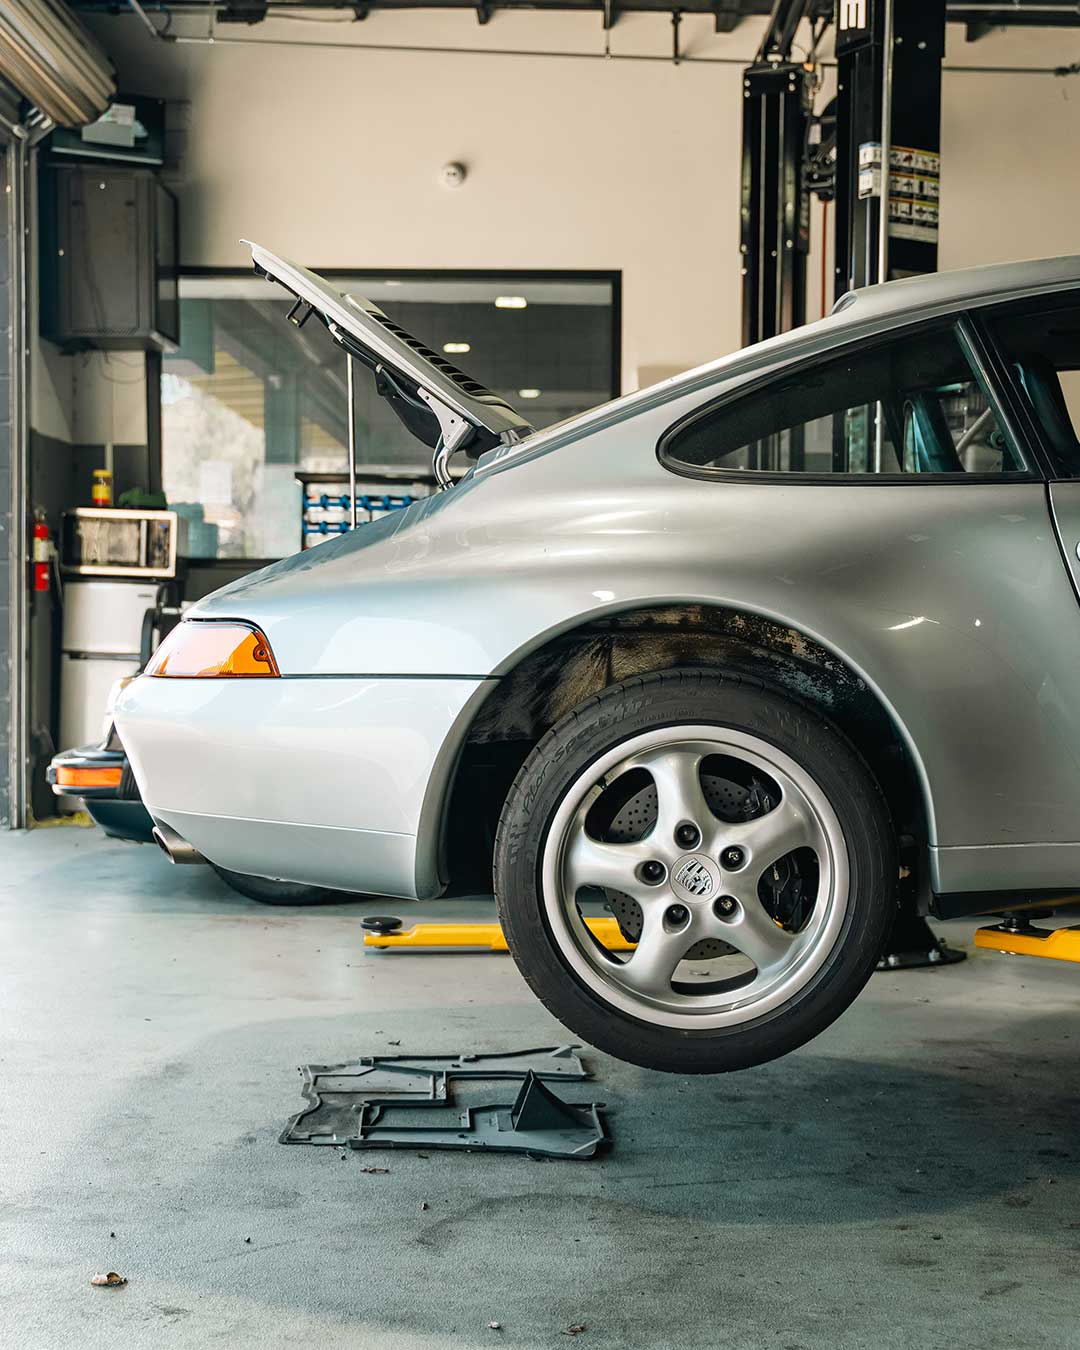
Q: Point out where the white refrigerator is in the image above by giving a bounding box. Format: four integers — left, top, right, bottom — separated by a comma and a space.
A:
59, 579, 159, 752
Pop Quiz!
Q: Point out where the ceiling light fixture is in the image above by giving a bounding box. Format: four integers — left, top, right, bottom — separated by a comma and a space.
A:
495, 296, 527, 310
443, 341, 471, 354
518, 388, 541, 399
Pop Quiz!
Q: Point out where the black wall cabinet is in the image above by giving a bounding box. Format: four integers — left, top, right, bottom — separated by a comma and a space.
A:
40, 164, 179, 351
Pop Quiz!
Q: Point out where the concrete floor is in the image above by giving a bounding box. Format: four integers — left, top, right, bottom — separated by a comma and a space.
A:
2, 829, 1080, 1350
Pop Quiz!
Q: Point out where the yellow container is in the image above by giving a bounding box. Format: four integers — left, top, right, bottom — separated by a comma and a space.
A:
91, 468, 113, 507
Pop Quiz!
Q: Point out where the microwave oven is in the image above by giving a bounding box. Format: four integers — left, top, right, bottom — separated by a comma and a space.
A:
60, 507, 182, 578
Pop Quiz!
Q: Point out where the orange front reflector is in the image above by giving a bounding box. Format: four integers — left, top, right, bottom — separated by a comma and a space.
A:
146, 623, 280, 678
56, 766, 123, 789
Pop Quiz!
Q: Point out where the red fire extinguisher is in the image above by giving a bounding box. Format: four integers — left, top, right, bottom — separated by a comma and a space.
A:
32, 514, 51, 593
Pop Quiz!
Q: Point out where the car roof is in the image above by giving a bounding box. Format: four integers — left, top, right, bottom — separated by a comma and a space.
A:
477, 254, 1080, 477
672, 254, 1080, 402
827, 253, 1080, 331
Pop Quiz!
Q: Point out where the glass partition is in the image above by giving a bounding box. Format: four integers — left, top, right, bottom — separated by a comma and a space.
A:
162, 272, 619, 560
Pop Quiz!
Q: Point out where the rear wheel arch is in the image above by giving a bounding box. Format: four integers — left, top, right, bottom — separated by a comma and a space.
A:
431, 601, 935, 898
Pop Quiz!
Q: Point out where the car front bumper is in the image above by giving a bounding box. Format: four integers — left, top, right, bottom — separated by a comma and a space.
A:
47, 740, 157, 843
48, 741, 128, 799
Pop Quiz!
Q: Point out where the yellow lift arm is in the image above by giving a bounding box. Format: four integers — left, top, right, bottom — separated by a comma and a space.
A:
974, 922, 1080, 964
363, 917, 634, 952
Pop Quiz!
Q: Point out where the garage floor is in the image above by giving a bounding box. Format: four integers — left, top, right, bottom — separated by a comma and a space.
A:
2, 828, 1080, 1349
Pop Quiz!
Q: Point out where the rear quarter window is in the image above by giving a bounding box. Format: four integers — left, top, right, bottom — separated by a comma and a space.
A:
661, 325, 1024, 479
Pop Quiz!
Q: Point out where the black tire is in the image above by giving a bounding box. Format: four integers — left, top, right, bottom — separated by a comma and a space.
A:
494, 668, 895, 1074
209, 863, 339, 906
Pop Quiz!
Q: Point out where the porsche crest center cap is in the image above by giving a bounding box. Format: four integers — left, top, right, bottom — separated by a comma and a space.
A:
671, 853, 721, 901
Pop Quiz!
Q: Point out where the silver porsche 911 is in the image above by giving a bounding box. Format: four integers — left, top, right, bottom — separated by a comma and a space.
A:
117, 243, 1080, 1073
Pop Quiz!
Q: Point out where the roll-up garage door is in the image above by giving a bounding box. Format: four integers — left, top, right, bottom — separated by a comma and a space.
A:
0, 0, 114, 127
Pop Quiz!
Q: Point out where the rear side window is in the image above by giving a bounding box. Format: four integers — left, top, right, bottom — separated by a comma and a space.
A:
986, 296, 1080, 477
661, 325, 1023, 478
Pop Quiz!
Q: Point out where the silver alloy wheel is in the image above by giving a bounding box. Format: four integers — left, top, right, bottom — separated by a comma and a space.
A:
540, 724, 849, 1030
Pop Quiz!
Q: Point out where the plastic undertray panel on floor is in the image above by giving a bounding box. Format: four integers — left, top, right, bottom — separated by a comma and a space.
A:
281, 1046, 605, 1159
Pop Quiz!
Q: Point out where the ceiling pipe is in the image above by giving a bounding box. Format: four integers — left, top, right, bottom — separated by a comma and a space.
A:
149, 29, 1080, 74
75, 0, 1080, 22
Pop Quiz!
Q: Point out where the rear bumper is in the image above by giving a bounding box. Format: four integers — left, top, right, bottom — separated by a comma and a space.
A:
87, 798, 157, 843
115, 673, 488, 899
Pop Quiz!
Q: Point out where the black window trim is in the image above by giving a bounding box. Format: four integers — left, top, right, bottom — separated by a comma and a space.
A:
970, 288, 1080, 482
958, 311, 1053, 479
656, 312, 1042, 487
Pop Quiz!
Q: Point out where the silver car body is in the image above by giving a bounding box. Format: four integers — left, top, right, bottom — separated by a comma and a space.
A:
117, 250, 1080, 906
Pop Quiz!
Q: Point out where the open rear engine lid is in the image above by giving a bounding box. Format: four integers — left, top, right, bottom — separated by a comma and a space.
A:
246, 242, 533, 478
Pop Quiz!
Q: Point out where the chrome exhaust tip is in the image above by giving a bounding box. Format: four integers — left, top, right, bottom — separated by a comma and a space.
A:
152, 821, 206, 865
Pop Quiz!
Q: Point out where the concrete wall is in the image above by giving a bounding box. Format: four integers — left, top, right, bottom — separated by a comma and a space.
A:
87, 10, 762, 391
83, 15, 1080, 391
32, 348, 146, 456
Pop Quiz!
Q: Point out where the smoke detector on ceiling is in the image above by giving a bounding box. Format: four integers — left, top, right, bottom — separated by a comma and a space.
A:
440, 162, 467, 190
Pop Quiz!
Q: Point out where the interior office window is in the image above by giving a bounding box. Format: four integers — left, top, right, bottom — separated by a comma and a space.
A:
662, 326, 1022, 478
162, 274, 618, 560
987, 296, 1080, 477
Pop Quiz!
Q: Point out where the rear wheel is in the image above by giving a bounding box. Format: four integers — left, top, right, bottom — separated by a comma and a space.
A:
210, 863, 338, 906
494, 669, 894, 1074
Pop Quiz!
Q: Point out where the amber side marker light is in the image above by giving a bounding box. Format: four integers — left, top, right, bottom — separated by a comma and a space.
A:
56, 766, 123, 789
146, 623, 280, 678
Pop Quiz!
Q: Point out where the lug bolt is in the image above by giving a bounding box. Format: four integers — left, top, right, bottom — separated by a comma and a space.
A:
721, 845, 746, 870
713, 895, 738, 919
640, 860, 666, 885
665, 904, 690, 927
675, 822, 700, 849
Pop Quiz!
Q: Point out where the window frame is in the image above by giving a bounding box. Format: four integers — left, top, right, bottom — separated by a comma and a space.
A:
973, 287, 1080, 481
656, 313, 1041, 487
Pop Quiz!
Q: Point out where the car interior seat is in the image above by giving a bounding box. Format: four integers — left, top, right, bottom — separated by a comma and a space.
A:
1017, 358, 1080, 473
902, 392, 965, 474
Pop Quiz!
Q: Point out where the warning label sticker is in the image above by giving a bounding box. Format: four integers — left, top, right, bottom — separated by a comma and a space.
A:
888, 144, 940, 243
856, 142, 940, 243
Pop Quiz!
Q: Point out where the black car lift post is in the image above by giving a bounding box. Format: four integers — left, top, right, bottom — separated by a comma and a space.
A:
739, 1, 814, 351
833, 0, 947, 295
739, 0, 948, 361
739, 0, 961, 968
